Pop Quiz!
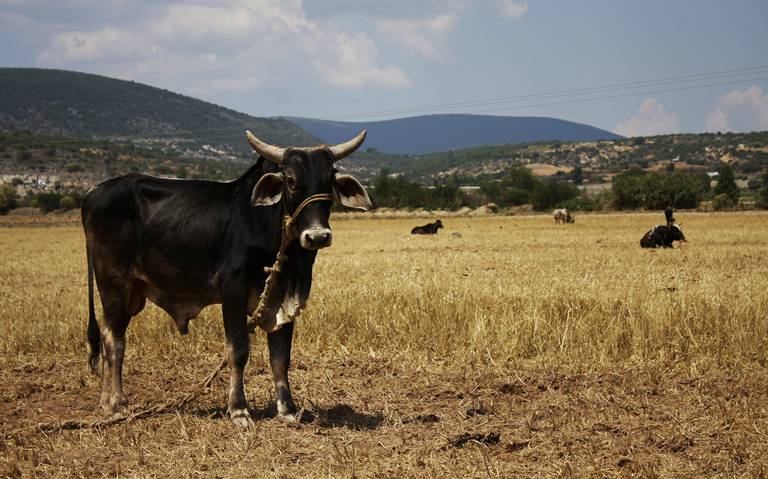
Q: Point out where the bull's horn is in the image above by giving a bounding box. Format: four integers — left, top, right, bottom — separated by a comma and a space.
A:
246, 130, 285, 164
329, 130, 367, 162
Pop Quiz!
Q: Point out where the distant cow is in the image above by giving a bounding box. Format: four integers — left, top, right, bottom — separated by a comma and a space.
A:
411, 219, 443, 234
640, 224, 686, 248
553, 208, 574, 224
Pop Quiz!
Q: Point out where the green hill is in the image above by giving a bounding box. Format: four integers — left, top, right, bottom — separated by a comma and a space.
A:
0, 68, 318, 158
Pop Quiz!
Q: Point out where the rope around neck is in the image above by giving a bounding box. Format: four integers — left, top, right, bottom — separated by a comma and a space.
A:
249, 192, 334, 330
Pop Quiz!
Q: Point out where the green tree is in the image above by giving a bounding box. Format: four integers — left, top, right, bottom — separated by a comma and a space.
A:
531, 179, 580, 211
571, 166, 583, 185
59, 195, 77, 211
756, 170, 768, 209
612, 170, 706, 210
0, 184, 19, 214
31, 192, 61, 213
713, 163, 740, 203
712, 193, 735, 211
480, 167, 538, 206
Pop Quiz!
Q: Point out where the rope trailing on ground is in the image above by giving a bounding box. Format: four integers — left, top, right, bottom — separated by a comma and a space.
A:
2, 193, 334, 441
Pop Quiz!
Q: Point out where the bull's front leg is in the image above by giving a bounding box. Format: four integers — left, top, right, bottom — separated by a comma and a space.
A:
268, 321, 298, 420
222, 296, 253, 427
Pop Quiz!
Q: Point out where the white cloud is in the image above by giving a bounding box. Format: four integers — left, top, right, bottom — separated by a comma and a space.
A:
315, 32, 411, 88
705, 85, 768, 132
377, 14, 459, 60
614, 98, 680, 137
38, 27, 150, 63
303, 0, 472, 20
497, 0, 528, 18
36, 0, 411, 92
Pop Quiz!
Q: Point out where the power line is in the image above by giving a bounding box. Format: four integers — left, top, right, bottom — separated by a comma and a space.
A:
469, 75, 768, 115
326, 64, 768, 120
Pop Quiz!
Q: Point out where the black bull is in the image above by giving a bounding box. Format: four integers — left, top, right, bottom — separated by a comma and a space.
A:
640, 224, 686, 248
411, 219, 444, 234
82, 131, 372, 426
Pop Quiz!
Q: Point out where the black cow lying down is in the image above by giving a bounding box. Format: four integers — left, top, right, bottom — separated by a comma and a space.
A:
640, 224, 686, 248
411, 219, 444, 234
82, 130, 372, 426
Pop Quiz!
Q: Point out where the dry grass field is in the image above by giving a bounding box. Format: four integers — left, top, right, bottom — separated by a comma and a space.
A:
1, 212, 768, 477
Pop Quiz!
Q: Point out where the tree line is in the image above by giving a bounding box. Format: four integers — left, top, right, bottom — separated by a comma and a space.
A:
0, 185, 86, 214
3, 163, 768, 215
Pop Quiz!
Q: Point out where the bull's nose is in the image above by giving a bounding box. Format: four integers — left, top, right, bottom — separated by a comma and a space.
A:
300, 228, 332, 249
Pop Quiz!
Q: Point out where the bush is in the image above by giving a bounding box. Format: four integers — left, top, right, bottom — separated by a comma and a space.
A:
560, 195, 597, 212
612, 169, 708, 209
31, 192, 61, 213
371, 169, 472, 210
59, 196, 77, 211
531, 179, 580, 211
712, 193, 735, 211
713, 163, 740, 203
755, 171, 768, 209
0, 184, 19, 214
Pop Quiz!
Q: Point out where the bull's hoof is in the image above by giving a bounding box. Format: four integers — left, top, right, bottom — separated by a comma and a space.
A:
228, 408, 254, 428
278, 412, 300, 423
102, 396, 128, 415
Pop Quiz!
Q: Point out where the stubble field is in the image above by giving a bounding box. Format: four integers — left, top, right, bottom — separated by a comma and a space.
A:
1, 212, 767, 477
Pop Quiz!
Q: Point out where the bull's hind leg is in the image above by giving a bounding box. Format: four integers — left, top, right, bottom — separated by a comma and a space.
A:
222, 298, 253, 427
268, 322, 297, 420
97, 279, 137, 415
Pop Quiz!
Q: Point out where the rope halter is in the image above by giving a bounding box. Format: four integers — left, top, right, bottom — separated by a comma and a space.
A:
282, 192, 335, 242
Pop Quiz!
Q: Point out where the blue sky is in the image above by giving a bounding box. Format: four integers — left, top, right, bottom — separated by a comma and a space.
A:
1, 0, 767, 136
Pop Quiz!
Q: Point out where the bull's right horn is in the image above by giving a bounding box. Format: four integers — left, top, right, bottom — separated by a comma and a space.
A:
246, 130, 285, 164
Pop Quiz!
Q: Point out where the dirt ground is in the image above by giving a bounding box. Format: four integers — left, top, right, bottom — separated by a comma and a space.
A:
2, 352, 767, 478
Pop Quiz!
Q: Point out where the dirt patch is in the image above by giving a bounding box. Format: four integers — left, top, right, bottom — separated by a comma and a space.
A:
1, 353, 767, 477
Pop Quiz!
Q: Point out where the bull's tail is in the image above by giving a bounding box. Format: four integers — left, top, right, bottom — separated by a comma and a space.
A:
86, 247, 101, 374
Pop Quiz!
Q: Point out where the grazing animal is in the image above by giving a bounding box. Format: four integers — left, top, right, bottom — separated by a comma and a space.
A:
411, 219, 444, 235
82, 130, 372, 426
553, 208, 574, 224
640, 224, 686, 248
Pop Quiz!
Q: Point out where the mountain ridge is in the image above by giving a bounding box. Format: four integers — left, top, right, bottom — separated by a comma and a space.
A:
284, 114, 623, 155
0, 68, 319, 158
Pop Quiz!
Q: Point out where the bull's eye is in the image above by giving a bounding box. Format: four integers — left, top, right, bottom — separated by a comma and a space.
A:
286, 176, 296, 189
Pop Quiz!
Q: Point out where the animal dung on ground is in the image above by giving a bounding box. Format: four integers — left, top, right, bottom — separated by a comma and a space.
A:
449, 431, 501, 448
465, 408, 487, 418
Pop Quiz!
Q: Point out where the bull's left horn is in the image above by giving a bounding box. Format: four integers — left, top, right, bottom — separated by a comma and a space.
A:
329, 130, 367, 162
246, 130, 285, 164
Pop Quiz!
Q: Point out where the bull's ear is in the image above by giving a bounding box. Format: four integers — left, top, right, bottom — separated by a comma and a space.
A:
251, 172, 284, 206
333, 174, 372, 211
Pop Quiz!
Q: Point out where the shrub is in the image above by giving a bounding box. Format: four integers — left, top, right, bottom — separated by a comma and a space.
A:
531, 179, 580, 211
755, 171, 768, 209
31, 192, 61, 213
712, 193, 735, 211
59, 196, 77, 211
0, 184, 18, 214
561, 195, 597, 212
612, 169, 708, 209
713, 163, 740, 203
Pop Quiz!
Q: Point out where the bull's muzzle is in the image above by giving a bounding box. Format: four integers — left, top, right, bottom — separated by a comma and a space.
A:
300, 228, 332, 250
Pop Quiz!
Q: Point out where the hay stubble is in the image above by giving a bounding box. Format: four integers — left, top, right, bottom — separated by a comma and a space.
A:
1, 212, 767, 477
